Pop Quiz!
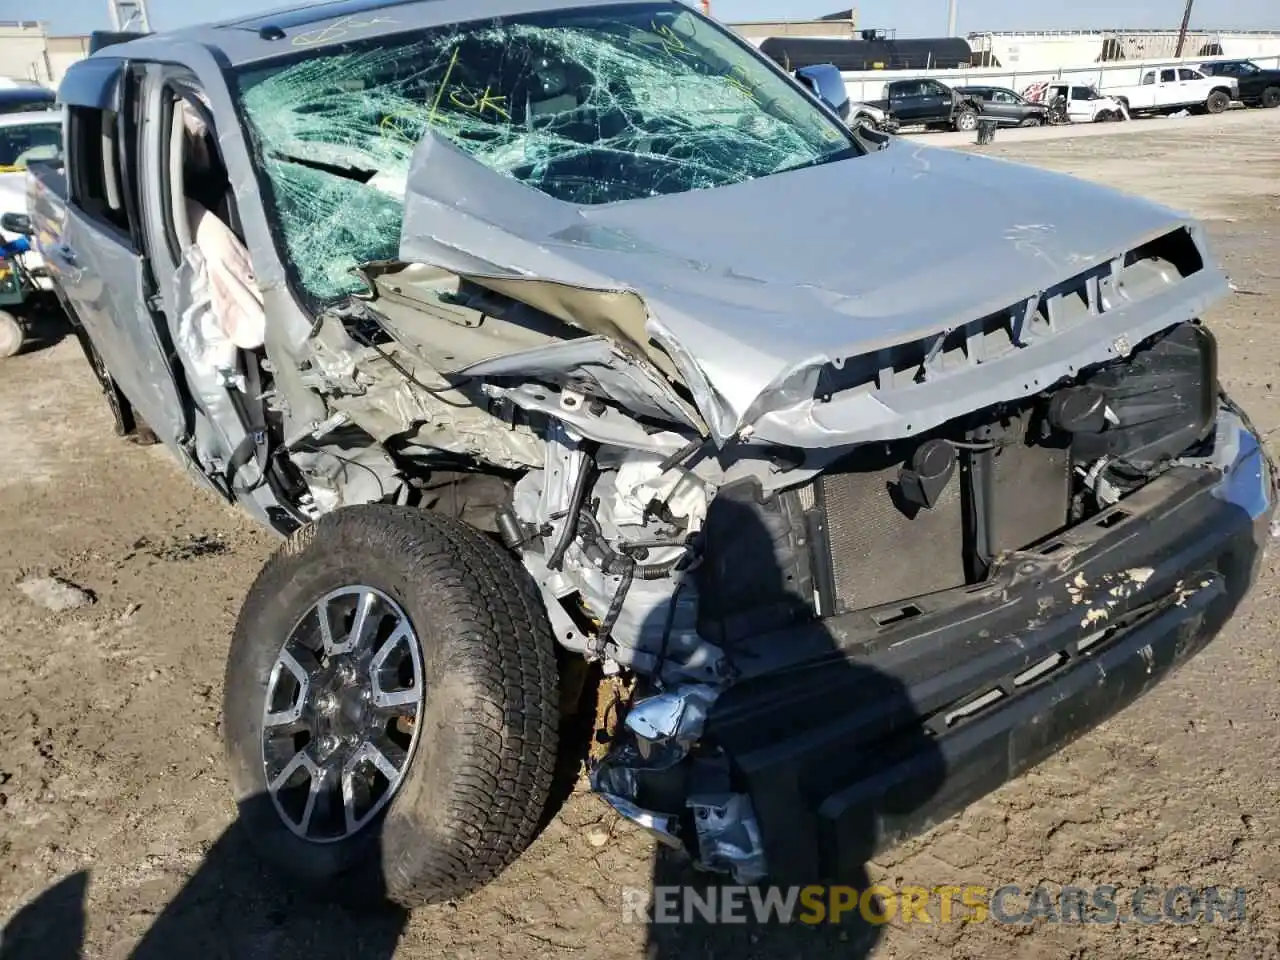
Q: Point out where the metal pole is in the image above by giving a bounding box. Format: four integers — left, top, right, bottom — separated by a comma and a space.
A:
947, 0, 958, 37
108, 0, 152, 32
1174, 0, 1194, 57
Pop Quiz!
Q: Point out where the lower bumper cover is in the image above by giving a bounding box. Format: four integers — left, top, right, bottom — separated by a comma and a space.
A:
705, 421, 1275, 883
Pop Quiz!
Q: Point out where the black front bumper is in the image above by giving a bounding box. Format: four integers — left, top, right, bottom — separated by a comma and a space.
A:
705, 426, 1275, 883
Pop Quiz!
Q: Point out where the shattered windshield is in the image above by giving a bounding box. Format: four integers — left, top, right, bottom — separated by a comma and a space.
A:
233, 1, 857, 301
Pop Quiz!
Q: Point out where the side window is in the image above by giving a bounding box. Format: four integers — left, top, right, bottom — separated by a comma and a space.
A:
921, 81, 947, 97
891, 81, 923, 98
992, 91, 1016, 103
1142, 72, 1156, 85
67, 106, 130, 235
1160, 69, 1176, 82
1178, 68, 1201, 80
1070, 86, 1091, 100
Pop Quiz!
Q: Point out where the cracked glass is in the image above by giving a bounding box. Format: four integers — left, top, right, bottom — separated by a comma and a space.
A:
234, 1, 858, 301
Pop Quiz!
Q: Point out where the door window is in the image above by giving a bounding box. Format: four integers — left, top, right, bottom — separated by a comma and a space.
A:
1160, 69, 1177, 82
1178, 68, 1201, 80
1142, 72, 1156, 85
67, 106, 130, 235
991, 90, 1019, 103
920, 81, 948, 97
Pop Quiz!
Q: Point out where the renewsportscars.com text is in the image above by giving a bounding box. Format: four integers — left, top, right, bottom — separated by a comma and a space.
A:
622, 884, 1248, 926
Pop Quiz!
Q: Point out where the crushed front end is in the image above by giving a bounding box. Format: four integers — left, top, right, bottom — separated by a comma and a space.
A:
586, 318, 1276, 884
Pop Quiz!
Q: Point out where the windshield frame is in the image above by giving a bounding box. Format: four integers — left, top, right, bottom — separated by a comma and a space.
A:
225, 0, 863, 305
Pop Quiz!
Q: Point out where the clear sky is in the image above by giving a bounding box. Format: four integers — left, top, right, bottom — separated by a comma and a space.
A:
44, 0, 1280, 37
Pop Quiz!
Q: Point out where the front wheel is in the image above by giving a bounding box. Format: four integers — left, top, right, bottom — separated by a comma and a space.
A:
953, 109, 978, 132
1018, 116, 1043, 127
1205, 90, 1231, 114
0, 309, 22, 359
1261, 86, 1280, 109
223, 505, 560, 908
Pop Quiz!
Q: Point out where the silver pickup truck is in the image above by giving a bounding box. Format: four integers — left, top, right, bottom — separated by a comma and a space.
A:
18, 0, 1277, 911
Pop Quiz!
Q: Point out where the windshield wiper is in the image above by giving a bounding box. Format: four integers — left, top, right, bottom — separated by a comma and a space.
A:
270, 151, 378, 184
774, 144, 863, 176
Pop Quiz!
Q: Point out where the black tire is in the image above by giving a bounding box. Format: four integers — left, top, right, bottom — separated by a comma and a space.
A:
224, 505, 560, 908
67, 317, 137, 438
1018, 116, 1043, 127
1205, 90, 1231, 114
1262, 86, 1280, 109
953, 108, 978, 132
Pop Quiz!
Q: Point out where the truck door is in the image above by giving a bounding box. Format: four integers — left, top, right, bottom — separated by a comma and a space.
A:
52, 58, 189, 446
916, 81, 953, 122
1067, 86, 1093, 121
986, 89, 1021, 123
888, 80, 928, 121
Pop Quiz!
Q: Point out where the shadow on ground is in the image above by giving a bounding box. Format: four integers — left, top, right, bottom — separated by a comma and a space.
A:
0, 797, 408, 960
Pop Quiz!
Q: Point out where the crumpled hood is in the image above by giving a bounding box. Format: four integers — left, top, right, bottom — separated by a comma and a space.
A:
399, 134, 1224, 444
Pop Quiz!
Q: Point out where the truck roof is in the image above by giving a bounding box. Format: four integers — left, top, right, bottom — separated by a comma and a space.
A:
86, 0, 644, 68
0, 110, 61, 130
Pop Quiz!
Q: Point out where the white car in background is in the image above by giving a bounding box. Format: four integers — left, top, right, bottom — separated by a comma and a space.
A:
0, 109, 62, 281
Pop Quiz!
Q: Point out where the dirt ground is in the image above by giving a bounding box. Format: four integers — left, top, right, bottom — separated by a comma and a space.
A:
3, 110, 1280, 960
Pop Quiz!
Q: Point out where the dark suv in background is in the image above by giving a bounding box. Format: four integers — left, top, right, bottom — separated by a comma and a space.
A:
1198, 59, 1280, 109
955, 86, 1051, 126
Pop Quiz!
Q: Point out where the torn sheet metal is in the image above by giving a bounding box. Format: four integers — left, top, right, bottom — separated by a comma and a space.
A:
398, 132, 1228, 448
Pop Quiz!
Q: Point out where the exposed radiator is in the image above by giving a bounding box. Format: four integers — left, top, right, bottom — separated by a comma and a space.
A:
814, 461, 967, 615
808, 416, 1071, 618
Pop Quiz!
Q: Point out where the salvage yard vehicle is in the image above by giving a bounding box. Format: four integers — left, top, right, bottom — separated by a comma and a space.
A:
857, 77, 983, 131
1198, 59, 1280, 109
0, 219, 37, 358
1105, 66, 1238, 117
953, 85, 1049, 126
0, 85, 57, 116
1024, 81, 1126, 123
24, 0, 1278, 909
0, 110, 63, 280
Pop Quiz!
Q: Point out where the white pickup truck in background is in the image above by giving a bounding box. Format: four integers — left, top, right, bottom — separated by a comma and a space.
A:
1105, 66, 1238, 117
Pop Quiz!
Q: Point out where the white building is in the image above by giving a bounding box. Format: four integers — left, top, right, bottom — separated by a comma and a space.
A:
0, 21, 90, 88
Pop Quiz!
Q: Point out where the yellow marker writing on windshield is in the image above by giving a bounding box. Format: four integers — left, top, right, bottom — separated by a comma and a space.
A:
724, 65, 758, 102
427, 47, 461, 126
652, 22, 687, 56
449, 86, 511, 121
290, 15, 397, 46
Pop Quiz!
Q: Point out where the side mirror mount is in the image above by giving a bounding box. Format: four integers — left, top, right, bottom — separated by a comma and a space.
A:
0, 213, 33, 236
795, 63, 851, 121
